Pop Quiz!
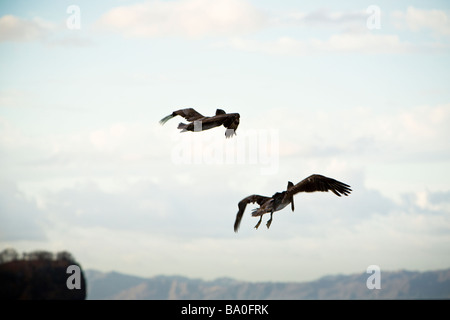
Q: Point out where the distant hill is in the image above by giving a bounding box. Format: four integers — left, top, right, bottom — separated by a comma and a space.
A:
85, 268, 450, 300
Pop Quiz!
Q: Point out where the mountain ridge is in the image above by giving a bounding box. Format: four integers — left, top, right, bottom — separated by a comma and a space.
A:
85, 267, 450, 300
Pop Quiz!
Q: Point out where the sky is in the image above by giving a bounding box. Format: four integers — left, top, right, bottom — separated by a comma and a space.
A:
1, 0, 450, 285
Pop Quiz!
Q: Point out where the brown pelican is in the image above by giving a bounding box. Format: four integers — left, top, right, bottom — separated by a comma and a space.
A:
234, 174, 352, 232
160, 108, 240, 138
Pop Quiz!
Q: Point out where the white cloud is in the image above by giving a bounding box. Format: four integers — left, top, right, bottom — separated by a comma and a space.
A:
392, 6, 450, 36
0, 14, 92, 46
1, 103, 449, 281
224, 31, 423, 55
95, 0, 267, 38
258, 103, 450, 163
2, 103, 449, 203
286, 8, 368, 27
0, 89, 34, 108
220, 6, 450, 55
0, 15, 54, 42
0, 180, 47, 241
2, 176, 449, 282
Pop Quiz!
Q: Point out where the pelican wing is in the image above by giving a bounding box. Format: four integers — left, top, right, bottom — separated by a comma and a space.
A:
234, 194, 271, 232
159, 108, 204, 125
286, 174, 352, 197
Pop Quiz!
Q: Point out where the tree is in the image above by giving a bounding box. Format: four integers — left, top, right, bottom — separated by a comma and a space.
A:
0, 248, 19, 264
28, 250, 53, 261
56, 251, 75, 263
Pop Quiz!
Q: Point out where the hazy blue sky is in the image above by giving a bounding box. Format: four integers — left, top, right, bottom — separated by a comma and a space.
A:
1, 0, 450, 283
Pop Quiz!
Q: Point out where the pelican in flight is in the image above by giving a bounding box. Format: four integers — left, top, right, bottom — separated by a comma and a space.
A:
160, 108, 240, 138
234, 174, 352, 232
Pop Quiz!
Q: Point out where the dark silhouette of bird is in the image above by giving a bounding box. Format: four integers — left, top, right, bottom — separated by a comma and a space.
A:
160, 108, 240, 138
234, 174, 352, 232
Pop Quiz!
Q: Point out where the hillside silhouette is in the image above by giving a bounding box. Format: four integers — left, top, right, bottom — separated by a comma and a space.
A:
85, 267, 450, 299
0, 248, 86, 300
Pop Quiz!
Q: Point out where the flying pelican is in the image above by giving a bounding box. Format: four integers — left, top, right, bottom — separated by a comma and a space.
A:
159, 108, 240, 138
234, 174, 352, 232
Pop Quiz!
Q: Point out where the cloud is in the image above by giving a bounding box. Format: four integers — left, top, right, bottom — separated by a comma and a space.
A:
218, 6, 450, 55
0, 180, 47, 241
259, 103, 450, 163
3, 174, 449, 282
0, 14, 92, 46
95, 0, 267, 38
224, 30, 444, 55
1, 167, 429, 238
1, 104, 449, 281
1, 103, 449, 232
286, 8, 368, 28
6, 156, 447, 242
1, 102, 448, 205
0, 15, 54, 42
0, 120, 169, 169
0, 89, 33, 109
392, 6, 450, 36
404, 190, 450, 215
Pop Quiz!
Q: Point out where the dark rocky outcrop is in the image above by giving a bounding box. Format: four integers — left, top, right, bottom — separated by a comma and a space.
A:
0, 248, 86, 300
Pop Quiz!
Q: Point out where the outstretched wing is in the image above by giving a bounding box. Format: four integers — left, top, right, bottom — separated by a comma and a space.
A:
234, 194, 270, 232
286, 174, 352, 197
159, 108, 204, 125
